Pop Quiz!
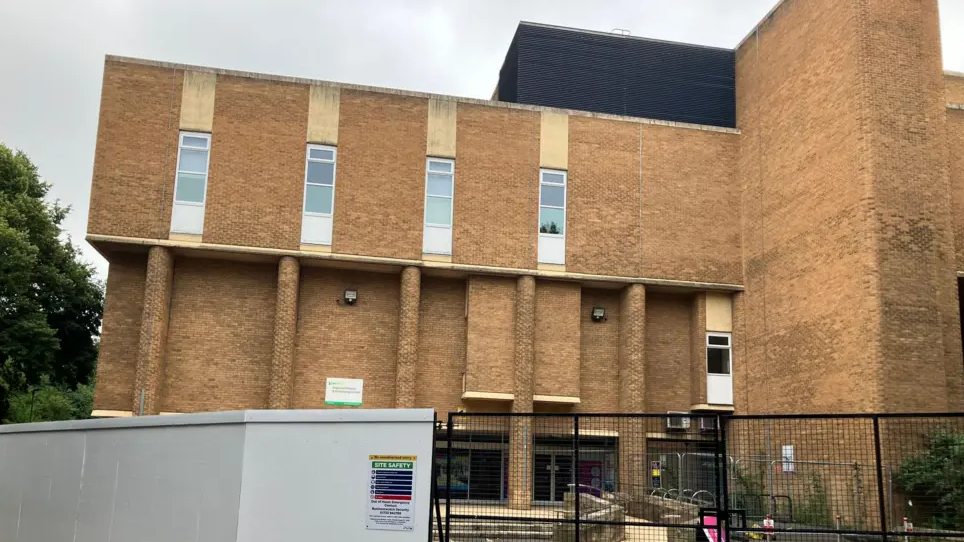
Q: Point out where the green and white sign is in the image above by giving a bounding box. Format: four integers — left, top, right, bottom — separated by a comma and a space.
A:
325, 377, 363, 406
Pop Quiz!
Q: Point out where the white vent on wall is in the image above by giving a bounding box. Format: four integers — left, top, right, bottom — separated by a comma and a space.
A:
666, 412, 691, 430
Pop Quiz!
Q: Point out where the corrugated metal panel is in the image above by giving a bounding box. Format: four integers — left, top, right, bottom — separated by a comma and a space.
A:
498, 23, 736, 128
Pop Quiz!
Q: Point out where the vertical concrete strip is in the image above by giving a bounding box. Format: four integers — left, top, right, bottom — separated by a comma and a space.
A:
268, 256, 300, 409
509, 275, 536, 509
617, 283, 645, 496
307, 85, 340, 144
690, 293, 708, 406
132, 246, 174, 415
705, 292, 733, 332
539, 111, 569, 169
179, 70, 216, 132
426, 98, 457, 158
395, 266, 421, 408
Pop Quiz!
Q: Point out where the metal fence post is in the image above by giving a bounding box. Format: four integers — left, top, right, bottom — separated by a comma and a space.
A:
872, 415, 887, 542
720, 415, 730, 536
445, 413, 453, 542
574, 414, 580, 542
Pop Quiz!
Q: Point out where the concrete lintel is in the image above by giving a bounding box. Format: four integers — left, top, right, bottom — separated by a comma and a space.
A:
90, 409, 132, 418
533, 394, 580, 404
690, 403, 735, 412
461, 391, 515, 401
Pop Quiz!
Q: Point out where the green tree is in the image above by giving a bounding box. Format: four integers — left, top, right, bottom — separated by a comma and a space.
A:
4, 380, 94, 423
895, 430, 964, 530
0, 142, 103, 422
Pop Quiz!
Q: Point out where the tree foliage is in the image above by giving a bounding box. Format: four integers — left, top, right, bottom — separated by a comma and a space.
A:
0, 142, 103, 421
4, 380, 94, 424
895, 430, 964, 530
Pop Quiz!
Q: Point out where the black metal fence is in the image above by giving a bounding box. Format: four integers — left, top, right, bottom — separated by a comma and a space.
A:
431, 412, 964, 542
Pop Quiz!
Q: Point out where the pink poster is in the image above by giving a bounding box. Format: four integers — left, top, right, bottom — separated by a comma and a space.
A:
702, 515, 727, 542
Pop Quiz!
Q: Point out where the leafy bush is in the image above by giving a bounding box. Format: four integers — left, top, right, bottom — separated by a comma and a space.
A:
3, 380, 93, 423
895, 430, 964, 530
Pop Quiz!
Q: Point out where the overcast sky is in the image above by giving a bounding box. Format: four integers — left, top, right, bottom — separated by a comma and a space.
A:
1, 0, 963, 280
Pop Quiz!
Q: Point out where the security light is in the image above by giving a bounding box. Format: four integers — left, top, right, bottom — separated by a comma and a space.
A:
344, 289, 358, 305
591, 306, 606, 322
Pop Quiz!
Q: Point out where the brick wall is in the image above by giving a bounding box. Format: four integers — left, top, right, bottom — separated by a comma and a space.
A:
333, 91, 427, 259
415, 276, 466, 414
204, 76, 308, 249
577, 289, 620, 413
645, 293, 694, 412
566, 117, 641, 277
533, 280, 581, 397
454, 104, 539, 269
92, 253, 146, 411
638, 126, 741, 284
88, 61, 181, 239
863, 0, 962, 411
465, 275, 516, 394
161, 258, 276, 412
947, 74, 964, 103
89, 59, 745, 286
737, 0, 883, 414
292, 267, 399, 409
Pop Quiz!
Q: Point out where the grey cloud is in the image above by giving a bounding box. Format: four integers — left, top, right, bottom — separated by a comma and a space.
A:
0, 0, 961, 280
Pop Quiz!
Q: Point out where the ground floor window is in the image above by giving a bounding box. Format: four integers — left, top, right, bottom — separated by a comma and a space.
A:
435, 434, 509, 501
436, 432, 619, 503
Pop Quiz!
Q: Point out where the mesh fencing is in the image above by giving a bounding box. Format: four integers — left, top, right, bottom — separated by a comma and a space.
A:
432, 412, 964, 542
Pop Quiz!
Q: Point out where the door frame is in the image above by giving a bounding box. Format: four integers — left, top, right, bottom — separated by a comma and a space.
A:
533, 451, 574, 504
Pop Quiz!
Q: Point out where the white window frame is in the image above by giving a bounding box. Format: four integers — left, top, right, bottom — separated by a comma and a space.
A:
302, 144, 338, 219
172, 131, 211, 207
424, 157, 455, 228
706, 332, 732, 375
538, 169, 567, 237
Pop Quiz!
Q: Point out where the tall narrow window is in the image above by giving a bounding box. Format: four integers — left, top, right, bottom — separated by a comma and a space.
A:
301, 144, 337, 245
538, 169, 566, 264
706, 332, 733, 405
170, 132, 211, 235
423, 158, 454, 255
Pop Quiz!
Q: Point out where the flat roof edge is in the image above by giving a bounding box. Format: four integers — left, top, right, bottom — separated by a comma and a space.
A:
518, 21, 734, 52
104, 55, 740, 134
0, 409, 436, 434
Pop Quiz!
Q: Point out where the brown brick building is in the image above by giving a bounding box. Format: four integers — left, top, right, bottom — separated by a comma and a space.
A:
86, 0, 964, 505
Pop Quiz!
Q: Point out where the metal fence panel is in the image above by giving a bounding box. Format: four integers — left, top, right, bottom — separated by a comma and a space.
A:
433, 413, 964, 542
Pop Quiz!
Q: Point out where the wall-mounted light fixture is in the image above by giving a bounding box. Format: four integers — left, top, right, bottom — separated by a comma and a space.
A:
343, 289, 358, 306
591, 306, 606, 322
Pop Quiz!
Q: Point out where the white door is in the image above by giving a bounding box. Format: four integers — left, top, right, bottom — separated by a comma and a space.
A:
706, 333, 733, 405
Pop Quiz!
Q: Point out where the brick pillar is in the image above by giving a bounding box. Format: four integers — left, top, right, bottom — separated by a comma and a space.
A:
689, 293, 708, 406
268, 256, 300, 409
618, 284, 645, 496
132, 246, 174, 415
509, 275, 536, 509
395, 266, 421, 408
